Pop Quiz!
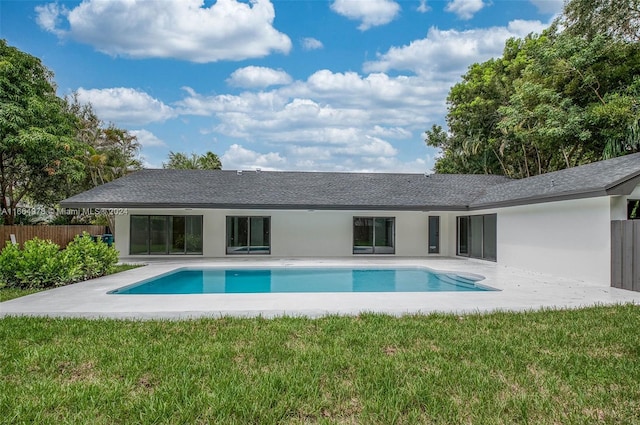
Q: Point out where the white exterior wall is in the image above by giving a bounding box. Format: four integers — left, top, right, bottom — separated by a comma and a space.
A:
115, 208, 449, 258
493, 197, 612, 284
112, 186, 640, 284
611, 183, 640, 220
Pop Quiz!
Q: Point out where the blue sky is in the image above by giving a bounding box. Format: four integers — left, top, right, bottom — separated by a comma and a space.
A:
1, 0, 562, 172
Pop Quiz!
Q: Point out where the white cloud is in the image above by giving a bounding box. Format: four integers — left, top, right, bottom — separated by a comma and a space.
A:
220, 142, 430, 173
178, 70, 441, 140
227, 66, 293, 89
287, 146, 332, 161
363, 20, 546, 79
175, 71, 436, 172
76, 87, 175, 125
34, 3, 67, 36
221, 144, 287, 170
130, 129, 167, 148
330, 0, 401, 30
35, 0, 292, 62
301, 37, 324, 50
529, 0, 564, 14
417, 0, 430, 13
334, 137, 398, 157
445, 0, 485, 20
359, 156, 429, 173
169, 18, 552, 172
507, 19, 549, 35
370, 125, 412, 139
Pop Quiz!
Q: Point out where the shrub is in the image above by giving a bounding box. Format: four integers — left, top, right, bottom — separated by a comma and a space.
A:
16, 238, 63, 288
0, 242, 22, 287
0, 233, 119, 289
64, 233, 118, 280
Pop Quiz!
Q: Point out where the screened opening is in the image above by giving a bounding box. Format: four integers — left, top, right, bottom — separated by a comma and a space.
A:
353, 217, 395, 254
226, 216, 270, 254
457, 214, 497, 261
130, 215, 203, 255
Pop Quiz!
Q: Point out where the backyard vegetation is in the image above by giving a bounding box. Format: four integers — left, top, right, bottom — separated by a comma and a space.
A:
0, 233, 118, 289
0, 264, 142, 302
2, 305, 639, 424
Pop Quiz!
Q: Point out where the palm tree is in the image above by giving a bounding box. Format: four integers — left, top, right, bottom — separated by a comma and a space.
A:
163, 151, 222, 170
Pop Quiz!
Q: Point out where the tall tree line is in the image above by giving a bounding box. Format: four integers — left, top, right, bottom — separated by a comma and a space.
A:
0, 40, 141, 224
426, 0, 640, 177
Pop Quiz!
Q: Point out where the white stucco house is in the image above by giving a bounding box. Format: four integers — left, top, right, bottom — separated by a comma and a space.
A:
60, 152, 640, 286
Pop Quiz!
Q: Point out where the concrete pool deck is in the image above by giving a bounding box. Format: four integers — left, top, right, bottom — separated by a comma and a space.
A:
2, 257, 640, 319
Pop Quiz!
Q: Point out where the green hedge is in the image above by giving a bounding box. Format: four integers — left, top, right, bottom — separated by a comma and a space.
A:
0, 233, 118, 289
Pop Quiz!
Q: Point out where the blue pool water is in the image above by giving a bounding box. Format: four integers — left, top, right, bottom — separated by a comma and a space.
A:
109, 268, 494, 294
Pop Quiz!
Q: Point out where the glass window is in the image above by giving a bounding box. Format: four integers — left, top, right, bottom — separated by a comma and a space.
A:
353, 217, 395, 254
226, 216, 270, 255
170, 216, 186, 254
226, 216, 248, 254
185, 216, 203, 254
374, 218, 395, 254
629, 200, 640, 219
470, 215, 484, 259
130, 215, 149, 255
483, 214, 497, 261
457, 216, 469, 256
353, 217, 374, 254
428, 216, 440, 254
250, 217, 270, 253
129, 215, 203, 255
149, 216, 169, 254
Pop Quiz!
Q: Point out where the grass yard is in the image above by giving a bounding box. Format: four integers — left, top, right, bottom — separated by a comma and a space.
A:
0, 263, 143, 302
2, 305, 639, 424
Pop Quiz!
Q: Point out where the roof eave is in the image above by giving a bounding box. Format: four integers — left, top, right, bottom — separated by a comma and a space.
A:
59, 201, 470, 212
469, 188, 611, 211
605, 172, 640, 195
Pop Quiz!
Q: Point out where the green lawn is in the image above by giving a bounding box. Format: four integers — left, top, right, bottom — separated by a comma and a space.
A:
0, 263, 143, 302
2, 305, 639, 424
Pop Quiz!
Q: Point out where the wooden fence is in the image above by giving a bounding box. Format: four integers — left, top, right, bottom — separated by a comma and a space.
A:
611, 220, 640, 291
0, 225, 108, 249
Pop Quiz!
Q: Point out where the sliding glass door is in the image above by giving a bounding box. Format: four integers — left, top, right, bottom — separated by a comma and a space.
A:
482, 214, 497, 261
130, 215, 149, 255
226, 216, 270, 254
353, 217, 395, 254
130, 215, 203, 255
457, 214, 496, 261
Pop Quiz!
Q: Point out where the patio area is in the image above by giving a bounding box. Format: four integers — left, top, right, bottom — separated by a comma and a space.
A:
2, 257, 640, 319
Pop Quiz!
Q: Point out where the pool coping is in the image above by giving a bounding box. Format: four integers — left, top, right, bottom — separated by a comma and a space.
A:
2, 257, 640, 319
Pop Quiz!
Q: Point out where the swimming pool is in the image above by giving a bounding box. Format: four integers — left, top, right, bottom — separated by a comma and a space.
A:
109, 267, 495, 294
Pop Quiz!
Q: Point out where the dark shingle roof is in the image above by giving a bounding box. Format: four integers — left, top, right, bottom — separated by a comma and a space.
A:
60, 170, 510, 211
60, 152, 640, 211
470, 152, 640, 209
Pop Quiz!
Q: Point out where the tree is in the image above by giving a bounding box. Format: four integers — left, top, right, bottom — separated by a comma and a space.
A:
0, 40, 84, 224
426, 29, 640, 177
55, 95, 142, 229
163, 151, 222, 170
561, 0, 640, 42
425, 36, 535, 176
65, 94, 142, 191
